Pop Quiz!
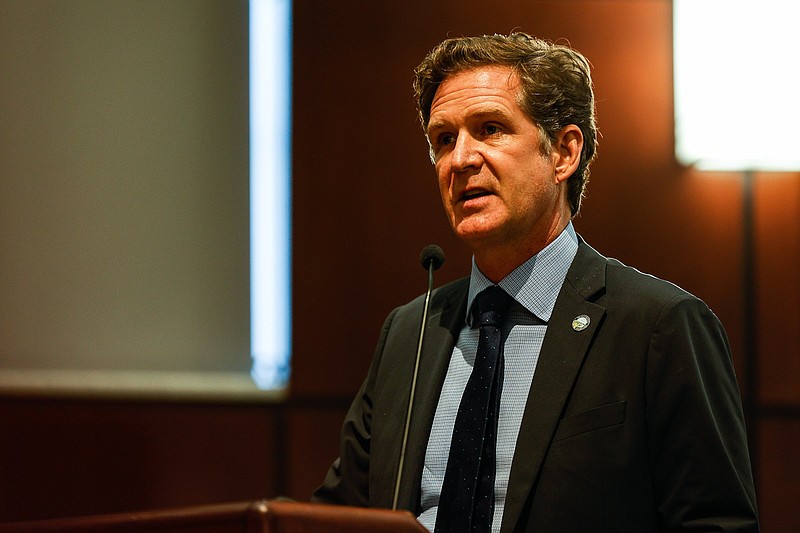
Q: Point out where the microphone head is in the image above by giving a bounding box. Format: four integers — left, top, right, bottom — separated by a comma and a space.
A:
420, 244, 445, 271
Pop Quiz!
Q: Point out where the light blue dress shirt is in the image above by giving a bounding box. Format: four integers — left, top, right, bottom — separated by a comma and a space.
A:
418, 223, 579, 532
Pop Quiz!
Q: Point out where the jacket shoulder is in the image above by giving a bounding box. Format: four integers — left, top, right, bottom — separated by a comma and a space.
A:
574, 240, 706, 308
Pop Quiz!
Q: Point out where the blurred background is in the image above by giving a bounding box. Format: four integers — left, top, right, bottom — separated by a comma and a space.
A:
1, 0, 798, 531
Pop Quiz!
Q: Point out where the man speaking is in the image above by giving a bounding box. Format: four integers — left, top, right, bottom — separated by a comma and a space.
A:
313, 33, 759, 532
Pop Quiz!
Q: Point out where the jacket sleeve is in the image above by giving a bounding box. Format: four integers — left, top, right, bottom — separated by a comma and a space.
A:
645, 295, 759, 532
310, 307, 399, 507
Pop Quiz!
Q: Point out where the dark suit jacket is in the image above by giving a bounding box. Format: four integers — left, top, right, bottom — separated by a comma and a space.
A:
313, 240, 759, 532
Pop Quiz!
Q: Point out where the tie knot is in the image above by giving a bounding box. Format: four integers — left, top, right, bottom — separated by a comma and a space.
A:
474, 286, 513, 328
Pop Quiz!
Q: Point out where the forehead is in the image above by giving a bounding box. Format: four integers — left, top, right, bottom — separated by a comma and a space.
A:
428, 65, 523, 130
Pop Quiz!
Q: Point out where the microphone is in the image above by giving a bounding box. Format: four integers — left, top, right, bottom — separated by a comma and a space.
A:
420, 244, 445, 272
392, 244, 445, 511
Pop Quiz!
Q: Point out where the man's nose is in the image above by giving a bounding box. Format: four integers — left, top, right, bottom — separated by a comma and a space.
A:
450, 133, 482, 171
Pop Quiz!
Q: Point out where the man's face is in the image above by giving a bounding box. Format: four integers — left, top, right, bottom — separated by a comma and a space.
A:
426, 66, 569, 259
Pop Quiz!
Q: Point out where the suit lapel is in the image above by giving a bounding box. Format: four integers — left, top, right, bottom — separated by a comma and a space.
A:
500, 242, 608, 532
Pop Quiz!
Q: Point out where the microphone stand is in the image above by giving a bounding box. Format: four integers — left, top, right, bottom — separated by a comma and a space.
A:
392, 248, 441, 510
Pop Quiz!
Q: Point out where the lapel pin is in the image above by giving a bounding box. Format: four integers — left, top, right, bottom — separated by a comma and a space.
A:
572, 314, 590, 332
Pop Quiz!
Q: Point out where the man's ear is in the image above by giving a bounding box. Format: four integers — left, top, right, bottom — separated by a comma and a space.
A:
553, 125, 583, 184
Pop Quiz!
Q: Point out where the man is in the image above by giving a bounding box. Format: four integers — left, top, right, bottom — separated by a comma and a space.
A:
313, 33, 759, 532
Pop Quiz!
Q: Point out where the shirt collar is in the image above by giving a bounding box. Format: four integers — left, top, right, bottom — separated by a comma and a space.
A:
466, 222, 579, 325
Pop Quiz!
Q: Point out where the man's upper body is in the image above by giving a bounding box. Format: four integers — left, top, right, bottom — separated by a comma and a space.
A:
313, 234, 758, 532
313, 33, 759, 531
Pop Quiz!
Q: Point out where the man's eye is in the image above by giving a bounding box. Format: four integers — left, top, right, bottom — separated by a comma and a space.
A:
484, 124, 502, 136
438, 133, 455, 146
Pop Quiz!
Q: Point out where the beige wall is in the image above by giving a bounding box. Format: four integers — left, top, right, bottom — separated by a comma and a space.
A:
0, 0, 250, 377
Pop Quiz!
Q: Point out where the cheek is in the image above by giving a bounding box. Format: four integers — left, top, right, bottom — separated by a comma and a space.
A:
435, 166, 451, 197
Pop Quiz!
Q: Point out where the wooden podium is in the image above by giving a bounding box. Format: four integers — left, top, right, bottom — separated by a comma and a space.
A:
0, 500, 428, 532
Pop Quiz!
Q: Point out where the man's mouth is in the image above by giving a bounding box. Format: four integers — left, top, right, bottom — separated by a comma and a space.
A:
461, 189, 491, 202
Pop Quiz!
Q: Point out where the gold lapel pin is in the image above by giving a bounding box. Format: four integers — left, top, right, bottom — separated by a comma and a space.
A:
572, 315, 590, 332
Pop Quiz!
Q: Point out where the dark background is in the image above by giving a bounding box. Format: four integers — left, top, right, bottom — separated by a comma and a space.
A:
1, 1, 798, 531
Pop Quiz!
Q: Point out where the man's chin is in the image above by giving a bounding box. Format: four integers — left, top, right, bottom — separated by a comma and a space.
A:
453, 224, 502, 249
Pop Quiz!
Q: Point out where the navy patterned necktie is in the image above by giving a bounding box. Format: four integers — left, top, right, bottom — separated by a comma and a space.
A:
435, 285, 513, 533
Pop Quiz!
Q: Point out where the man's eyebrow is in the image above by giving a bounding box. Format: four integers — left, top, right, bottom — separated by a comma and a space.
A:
427, 106, 515, 136
469, 106, 514, 123
426, 117, 452, 137
426, 119, 445, 135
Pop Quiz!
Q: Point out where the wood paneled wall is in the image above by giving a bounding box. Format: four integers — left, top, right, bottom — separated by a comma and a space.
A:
1, 1, 798, 531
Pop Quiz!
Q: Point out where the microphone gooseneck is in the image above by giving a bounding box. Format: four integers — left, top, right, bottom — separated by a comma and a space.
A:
392, 244, 445, 511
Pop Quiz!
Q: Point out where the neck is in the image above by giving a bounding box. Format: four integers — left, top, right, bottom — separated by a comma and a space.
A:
473, 219, 570, 283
